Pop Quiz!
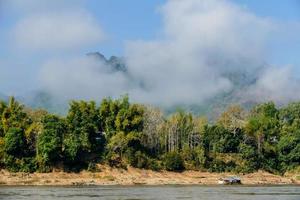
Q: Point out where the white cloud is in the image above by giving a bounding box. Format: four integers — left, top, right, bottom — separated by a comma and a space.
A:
246, 67, 300, 104
37, 0, 300, 107
124, 0, 274, 105
12, 11, 105, 51
39, 56, 131, 101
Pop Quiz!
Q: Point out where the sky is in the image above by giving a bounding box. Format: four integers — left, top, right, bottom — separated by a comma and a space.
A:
0, 0, 300, 106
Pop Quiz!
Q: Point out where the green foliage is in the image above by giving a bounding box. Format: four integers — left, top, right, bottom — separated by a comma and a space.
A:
37, 115, 65, 169
116, 103, 144, 134
1, 97, 30, 133
0, 96, 299, 174
277, 131, 300, 172
64, 101, 105, 165
127, 150, 149, 168
63, 134, 81, 162
238, 143, 259, 172
203, 125, 242, 154
99, 96, 128, 138
182, 147, 206, 169
163, 151, 185, 171
3, 155, 36, 172
147, 159, 162, 171
4, 128, 26, 157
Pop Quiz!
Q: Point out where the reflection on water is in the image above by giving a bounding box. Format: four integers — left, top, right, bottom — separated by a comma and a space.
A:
0, 185, 299, 200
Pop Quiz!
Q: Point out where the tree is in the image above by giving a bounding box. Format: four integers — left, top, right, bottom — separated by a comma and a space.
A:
0, 101, 7, 137
203, 125, 241, 154
4, 128, 26, 157
1, 97, 30, 134
164, 111, 194, 152
142, 106, 164, 155
37, 115, 65, 169
218, 105, 246, 135
64, 101, 105, 163
277, 130, 300, 172
99, 96, 127, 138
25, 122, 41, 157
244, 102, 279, 171
277, 102, 300, 172
115, 101, 144, 134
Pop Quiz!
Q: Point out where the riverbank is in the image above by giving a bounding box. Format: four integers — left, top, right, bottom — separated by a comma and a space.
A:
0, 165, 299, 186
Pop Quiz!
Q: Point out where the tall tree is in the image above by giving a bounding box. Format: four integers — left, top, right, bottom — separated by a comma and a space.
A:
244, 102, 279, 171
1, 97, 30, 134
37, 115, 65, 169
142, 106, 164, 155
64, 101, 105, 163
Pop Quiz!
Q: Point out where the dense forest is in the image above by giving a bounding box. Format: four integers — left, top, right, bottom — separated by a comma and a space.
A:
0, 96, 299, 174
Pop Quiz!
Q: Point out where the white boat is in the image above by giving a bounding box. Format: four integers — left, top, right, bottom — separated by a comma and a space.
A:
218, 177, 241, 185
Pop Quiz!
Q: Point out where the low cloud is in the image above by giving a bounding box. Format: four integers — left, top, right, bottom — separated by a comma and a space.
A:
124, 0, 275, 105
39, 56, 131, 101
246, 67, 300, 104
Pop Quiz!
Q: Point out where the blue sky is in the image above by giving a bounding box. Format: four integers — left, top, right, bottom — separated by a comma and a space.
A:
0, 0, 300, 103
1, 0, 299, 56
82, 0, 300, 57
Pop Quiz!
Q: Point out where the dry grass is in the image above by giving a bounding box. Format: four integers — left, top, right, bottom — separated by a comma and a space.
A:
0, 166, 299, 186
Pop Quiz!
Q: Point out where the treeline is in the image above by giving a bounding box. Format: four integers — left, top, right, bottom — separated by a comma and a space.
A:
0, 96, 299, 174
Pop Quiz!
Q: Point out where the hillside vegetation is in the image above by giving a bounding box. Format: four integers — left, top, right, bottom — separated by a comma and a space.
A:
0, 96, 299, 174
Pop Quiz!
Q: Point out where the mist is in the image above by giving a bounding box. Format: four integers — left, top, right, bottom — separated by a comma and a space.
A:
1, 0, 300, 109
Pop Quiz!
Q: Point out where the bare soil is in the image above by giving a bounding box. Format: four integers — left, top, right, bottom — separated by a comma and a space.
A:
0, 165, 299, 186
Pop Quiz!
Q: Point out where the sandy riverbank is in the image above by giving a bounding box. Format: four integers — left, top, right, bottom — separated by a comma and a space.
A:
0, 165, 299, 186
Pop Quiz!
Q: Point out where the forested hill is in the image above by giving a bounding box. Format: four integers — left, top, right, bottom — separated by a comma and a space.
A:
0, 96, 299, 174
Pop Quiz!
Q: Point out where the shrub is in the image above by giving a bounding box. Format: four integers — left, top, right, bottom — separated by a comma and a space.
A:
133, 151, 149, 169
4, 155, 36, 172
182, 147, 206, 170
163, 151, 185, 171
208, 159, 226, 172
19, 157, 37, 173
106, 152, 127, 169
148, 159, 162, 171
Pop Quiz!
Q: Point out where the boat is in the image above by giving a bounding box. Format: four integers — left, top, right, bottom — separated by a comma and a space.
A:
218, 176, 241, 185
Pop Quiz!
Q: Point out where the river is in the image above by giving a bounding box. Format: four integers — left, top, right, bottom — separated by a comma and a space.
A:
0, 185, 299, 200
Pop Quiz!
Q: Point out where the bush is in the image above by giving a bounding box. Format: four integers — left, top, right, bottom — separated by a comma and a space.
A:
124, 149, 149, 169
182, 147, 206, 170
148, 159, 162, 171
19, 157, 37, 173
163, 151, 185, 171
4, 155, 36, 172
133, 151, 149, 169
208, 159, 226, 172
106, 152, 127, 169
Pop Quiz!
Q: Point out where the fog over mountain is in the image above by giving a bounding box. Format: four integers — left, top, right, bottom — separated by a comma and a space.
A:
1, 0, 300, 117
19, 52, 278, 117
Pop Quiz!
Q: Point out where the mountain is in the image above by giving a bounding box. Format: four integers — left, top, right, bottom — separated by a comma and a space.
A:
86, 52, 127, 72
17, 52, 262, 119
21, 91, 67, 115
